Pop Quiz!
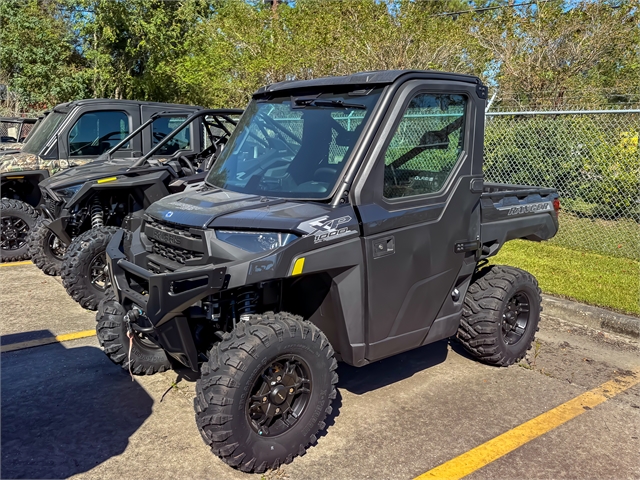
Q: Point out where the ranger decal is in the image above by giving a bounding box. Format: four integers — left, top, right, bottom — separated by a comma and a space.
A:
499, 201, 553, 216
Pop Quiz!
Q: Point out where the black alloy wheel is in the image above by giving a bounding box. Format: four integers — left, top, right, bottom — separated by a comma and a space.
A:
195, 312, 338, 473
0, 199, 40, 262
1, 216, 29, 252
247, 355, 312, 437
501, 291, 531, 345
89, 252, 111, 291
61, 226, 122, 310
48, 232, 66, 261
28, 218, 66, 275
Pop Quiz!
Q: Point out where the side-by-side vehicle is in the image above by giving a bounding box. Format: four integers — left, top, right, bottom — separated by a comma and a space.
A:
97, 70, 559, 473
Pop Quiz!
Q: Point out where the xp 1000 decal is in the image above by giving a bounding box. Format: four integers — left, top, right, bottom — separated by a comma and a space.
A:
298, 215, 358, 244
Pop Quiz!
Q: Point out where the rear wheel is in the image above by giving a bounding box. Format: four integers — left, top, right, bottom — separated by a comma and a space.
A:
457, 265, 541, 367
0, 199, 39, 262
195, 312, 338, 473
29, 219, 66, 276
62, 226, 121, 310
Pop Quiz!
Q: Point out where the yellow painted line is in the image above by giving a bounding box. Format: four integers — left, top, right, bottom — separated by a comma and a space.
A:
1, 329, 96, 353
415, 371, 640, 480
0, 260, 33, 267
292, 257, 305, 276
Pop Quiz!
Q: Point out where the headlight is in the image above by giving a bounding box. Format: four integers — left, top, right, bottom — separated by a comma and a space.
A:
55, 184, 83, 199
215, 230, 298, 253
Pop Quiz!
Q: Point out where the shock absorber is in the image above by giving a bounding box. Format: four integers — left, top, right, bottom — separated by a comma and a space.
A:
236, 288, 259, 320
90, 197, 104, 228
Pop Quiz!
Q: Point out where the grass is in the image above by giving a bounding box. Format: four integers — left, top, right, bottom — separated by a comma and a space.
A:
490, 240, 640, 316
552, 212, 640, 261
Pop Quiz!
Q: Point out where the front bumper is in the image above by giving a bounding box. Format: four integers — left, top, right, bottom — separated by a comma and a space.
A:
106, 229, 228, 370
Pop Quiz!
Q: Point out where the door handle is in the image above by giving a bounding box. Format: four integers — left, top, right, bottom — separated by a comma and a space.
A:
373, 236, 395, 258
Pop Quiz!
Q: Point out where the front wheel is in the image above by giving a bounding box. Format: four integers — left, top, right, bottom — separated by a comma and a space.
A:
457, 265, 541, 367
29, 219, 66, 275
0, 199, 40, 262
96, 297, 171, 375
62, 226, 121, 310
195, 312, 338, 473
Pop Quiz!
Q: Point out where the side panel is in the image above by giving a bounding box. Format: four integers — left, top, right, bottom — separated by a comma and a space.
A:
283, 238, 368, 366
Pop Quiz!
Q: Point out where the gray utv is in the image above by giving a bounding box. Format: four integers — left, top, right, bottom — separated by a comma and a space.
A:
97, 70, 559, 473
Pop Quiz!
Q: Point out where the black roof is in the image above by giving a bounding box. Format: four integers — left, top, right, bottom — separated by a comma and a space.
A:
0, 117, 37, 123
254, 70, 484, 96
53, 99, 204, 113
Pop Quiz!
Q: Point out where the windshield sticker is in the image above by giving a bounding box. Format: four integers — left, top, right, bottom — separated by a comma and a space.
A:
298, 215, 358, 244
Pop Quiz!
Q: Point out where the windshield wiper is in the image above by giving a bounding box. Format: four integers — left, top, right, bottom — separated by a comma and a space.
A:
294, 99, 366, 110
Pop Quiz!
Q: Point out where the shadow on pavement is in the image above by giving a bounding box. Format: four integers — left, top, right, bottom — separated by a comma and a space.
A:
337, 339, 450, 395
1, 333, 153, 479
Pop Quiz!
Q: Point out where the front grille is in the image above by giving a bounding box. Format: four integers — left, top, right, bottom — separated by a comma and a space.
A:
149, 241, 203, 264
146, 218, 200, 239
145, 218, 204, 265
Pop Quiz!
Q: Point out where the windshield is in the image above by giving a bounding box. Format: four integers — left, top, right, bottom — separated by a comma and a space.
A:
205, 88, 383, 199
21, 111, 67, 155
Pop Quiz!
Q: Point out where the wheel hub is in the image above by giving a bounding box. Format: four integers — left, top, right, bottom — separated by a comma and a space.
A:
1, 216, 29, 251
47, 233, 66, 260
502, 291, 531, 345
246, 355, 312, 437
89, 254, 111, 291
269, 384, 290, 405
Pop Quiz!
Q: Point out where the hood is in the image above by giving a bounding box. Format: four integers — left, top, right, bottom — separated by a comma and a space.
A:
40, 157, 136, 190
146, 188, 341, 233
0, 151, 94, 175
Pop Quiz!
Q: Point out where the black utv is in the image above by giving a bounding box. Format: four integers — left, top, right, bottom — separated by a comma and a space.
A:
0, 99, 203, 263
98, 70, 560, 473
29, 109, 241, 309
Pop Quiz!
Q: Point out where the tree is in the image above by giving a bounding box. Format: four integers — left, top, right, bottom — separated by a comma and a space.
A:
475, 0, 640, 108
0, 0, 86, 110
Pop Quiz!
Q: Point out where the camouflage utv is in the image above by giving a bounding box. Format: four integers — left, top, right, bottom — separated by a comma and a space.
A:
0, 99, 203, 262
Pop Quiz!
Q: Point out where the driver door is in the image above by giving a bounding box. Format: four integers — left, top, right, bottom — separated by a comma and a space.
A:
354, 81, 483, 361
63, 108, 138, 160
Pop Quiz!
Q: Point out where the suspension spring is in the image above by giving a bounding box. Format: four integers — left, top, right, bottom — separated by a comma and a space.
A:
90, 198, 104, 228
236, 288, 259, 318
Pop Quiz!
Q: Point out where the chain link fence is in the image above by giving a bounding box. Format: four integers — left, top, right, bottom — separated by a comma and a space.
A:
484, 109, 640, 261
275, 106, 639, 261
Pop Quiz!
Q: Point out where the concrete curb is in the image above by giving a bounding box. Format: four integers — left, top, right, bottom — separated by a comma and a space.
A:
541, 294, 640, 339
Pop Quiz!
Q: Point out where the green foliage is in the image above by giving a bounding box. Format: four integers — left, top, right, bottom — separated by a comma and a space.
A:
3, 0, 636, 112
0, 0, 87, 107
490, 239, 640, 315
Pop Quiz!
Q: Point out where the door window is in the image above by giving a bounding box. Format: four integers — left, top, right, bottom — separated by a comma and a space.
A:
69, 111, 129, 157
383, 93, 467, 199
152, 116, 190, 155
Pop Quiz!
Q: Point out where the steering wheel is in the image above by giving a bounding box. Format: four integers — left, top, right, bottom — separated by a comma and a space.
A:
178, 155, 196, 176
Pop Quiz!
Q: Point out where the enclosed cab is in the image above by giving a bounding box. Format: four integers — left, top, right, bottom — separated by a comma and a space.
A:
99, 70, 559, 473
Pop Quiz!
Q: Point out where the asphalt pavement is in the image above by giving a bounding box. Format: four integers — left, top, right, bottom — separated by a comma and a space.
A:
1, 262, 639, 480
